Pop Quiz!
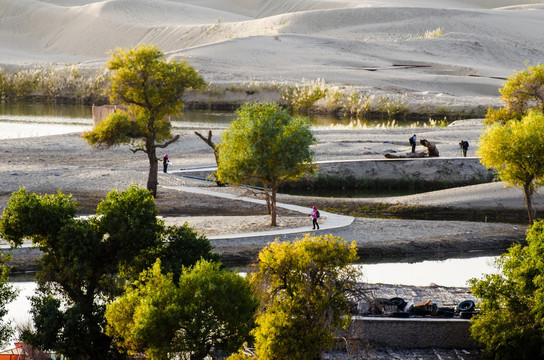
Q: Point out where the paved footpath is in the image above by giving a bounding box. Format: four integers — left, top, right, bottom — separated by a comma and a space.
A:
163, 185, 354, 239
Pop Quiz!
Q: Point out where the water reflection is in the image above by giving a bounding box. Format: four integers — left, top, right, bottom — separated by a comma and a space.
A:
0, 101, 446, 129
359, 256, 499, 288
0, 101, 91, 118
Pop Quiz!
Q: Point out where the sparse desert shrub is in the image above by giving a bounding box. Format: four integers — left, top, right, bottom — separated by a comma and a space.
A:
424, 27, 443, 38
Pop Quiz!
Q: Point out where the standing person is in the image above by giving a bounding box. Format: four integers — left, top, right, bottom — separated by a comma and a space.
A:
309, 205, 320, 230
409, 134, 417, 153
163, 154, 169, 173
459, 140, 469, 157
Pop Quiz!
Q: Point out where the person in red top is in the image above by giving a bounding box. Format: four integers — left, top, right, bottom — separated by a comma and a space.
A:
309, 205, 320, 230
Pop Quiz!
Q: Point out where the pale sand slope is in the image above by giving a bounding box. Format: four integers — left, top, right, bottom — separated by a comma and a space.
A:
1, 0, 544, 109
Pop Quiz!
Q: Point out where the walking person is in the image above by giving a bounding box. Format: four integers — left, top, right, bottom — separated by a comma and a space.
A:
459, 140, 469, 157
163, 154, 169, 173
309, 205, 320, 230
409, 134, 417, 153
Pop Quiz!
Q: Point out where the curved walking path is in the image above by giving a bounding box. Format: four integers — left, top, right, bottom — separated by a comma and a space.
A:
162, 185, 354, 239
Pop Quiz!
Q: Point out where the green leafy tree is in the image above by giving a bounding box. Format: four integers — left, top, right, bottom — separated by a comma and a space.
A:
106, 259, 258, 360
0, 186, 161, 359
0, 186, 219, 359
216, 102, 315, 226
250, 234, 361, 360
0, 253, 18, 348
159, 223, 221, 284
486, 63, 544, 124
469, 220, 544, 359
83, 44, 205, 197
478, 110, 544, 224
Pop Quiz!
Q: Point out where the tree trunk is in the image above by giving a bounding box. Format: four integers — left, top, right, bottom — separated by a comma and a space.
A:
524, 181, 534, 225
194, 130, 224, 186
270, 183, 278, 226
147, 146, 158, 197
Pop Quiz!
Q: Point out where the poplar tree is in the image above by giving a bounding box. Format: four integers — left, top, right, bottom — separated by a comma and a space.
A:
217, 102, 315, 226
83, 44, 205, 197
478, 110, 544, 224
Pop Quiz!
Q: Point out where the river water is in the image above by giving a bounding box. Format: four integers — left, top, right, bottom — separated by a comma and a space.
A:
1, 102, 501, 334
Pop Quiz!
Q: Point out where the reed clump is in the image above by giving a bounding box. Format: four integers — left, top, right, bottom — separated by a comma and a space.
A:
0, 65, 109, 104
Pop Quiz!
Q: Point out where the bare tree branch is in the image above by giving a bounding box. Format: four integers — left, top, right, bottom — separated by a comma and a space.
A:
156, 134, 181, 149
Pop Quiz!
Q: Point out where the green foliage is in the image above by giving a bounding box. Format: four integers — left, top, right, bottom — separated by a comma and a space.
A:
217, 102, 315, 225
159, 223, 221, 283
250, 234, 361, 360
469, 220, 544, 359
0, 185, 218, 359
485, 63, 544, 124
0, 187, 77, 247
106, 259, 258, 360
0, 253, 18, 348
82, 43, 205, 196
477, 111, 544, 224
83, 111, 145, 147
95, 186, 163, 277
3, 186, 161, 359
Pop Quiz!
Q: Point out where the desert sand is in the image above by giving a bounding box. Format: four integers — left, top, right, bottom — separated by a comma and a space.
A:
1, 0, 544, 111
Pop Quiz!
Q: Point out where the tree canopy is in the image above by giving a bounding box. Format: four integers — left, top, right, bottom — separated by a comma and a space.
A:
478, 110, 544, 224
0, 254, 18, 348
0, 186, 218, 359
83, 44, 205, 196
485, 63, 544, 124
106, 259, 258, 360
216, 102, 315, 225
250, 234, 360, 360
470, 220, 544, 359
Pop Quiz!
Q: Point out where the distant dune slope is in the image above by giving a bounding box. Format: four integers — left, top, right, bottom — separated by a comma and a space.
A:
1, 0, 543, 103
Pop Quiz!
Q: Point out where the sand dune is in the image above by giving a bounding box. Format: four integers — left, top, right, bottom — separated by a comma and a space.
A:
0, 0, 543, 108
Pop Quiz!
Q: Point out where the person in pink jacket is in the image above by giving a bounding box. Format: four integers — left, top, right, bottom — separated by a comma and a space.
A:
309, 205, 320, 230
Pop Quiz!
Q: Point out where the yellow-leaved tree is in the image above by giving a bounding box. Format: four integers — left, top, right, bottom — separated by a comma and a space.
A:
249, 234, 361, 360
485, 63, 544, 124
478, 110, 544, 224
83, 44, 205, 197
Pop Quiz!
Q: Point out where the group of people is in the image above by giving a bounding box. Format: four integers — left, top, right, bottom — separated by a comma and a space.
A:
409, 134, 469, 157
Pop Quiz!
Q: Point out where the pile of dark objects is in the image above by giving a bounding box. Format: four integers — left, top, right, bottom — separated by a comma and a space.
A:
350, 283, 480, 319
363, 297, 479, 319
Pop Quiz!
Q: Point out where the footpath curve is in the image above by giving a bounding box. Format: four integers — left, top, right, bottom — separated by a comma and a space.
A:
162, 185, 355, 239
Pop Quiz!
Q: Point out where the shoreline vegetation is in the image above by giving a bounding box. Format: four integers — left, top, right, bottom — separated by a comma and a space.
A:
0, 66, 488, 121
